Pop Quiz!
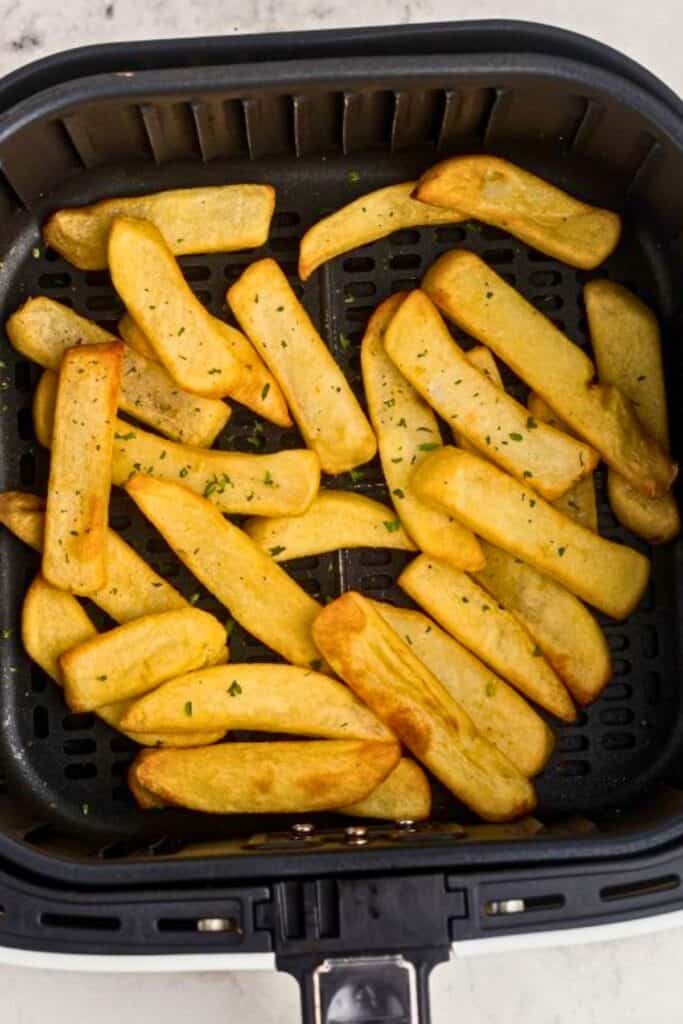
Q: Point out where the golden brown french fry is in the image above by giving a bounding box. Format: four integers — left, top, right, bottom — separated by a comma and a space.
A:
385, 290, 597, 500
120, 663, 394, 740
7, 298, 230, 447
126, 475, 323, 667
44, 184, 275, 270
22, 576, 223, 748
399, 555, 575, 722
338, 758, 431, 820
373, 601, 554, 775
360, 294, 485, 571
412, 447, 650, 619
228, 258, 377, 474
313, 592, 536, 821
132, 739, 401, 814
416, 155, 621, 269
527, 393, 598, 531
129, 752, 168, 808
0, 491, 188, 623
473, 541, 611, 705
585, 280, 680, 544
244, 490, 415, 560
454, 352, 599, 530
120, 310, 290, 427
423, 251, 677, 498
60, 607, 228, 712
109, 217, 241, 398
298, 181, 464, 280
43, 342, 122, 594
35, 370, 319, 518
447, 364, 606, 703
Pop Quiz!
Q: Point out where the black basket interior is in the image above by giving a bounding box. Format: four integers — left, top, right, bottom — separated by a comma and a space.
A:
0, 48, 682, 866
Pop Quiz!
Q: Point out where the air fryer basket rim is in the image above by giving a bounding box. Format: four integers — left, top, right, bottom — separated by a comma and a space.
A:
0, 20, 682, 893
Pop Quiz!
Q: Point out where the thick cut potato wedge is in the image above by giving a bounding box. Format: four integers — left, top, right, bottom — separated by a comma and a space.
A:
423, 250, 677, 497
44, 184, 275, 270
35, 371, 319, 517
109, 217, 241, 398
313, 592, 536, 822
0, 491, 187, 622
527, 394, 598, 531
121, 311, 291, 427
385, 290, 597, 500
416, 155, 621, 269
585, 280, 679, 544
120, 663, 394, 740
132, 739, 401, 814
126, 475, 323, 667
22, 576, 222, 748
60, 607, 228, 712
412, 447, 650, 619
228, 258, 377, 474
454, 346, 504, 454
398, 555, 575, 722
360, 295, 484, 571
374, 601, 553, 775
339, 758, 432, 821
43, 342, 122, 593
7, 298, 230, 446
299, 181, 464, 280
473, 541, 611, 705
244, 490, 415, 560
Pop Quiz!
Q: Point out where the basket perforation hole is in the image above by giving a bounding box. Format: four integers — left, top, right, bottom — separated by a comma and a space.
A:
14, 359, 33, 393
111, 759, 133, 778
44, 247, 60, 262
600, 708, 634, 726
85, 294, 123, 313
391, 278, 419, 292
603, 683, 632, 702
607, 633, 628, 652
62, 712, 95, 731
483, 248, 514, 265
64, 762, 97, 780
63, 738, 97, 756
436, 226, 466, 244
343, 257, 375, 274
345, 281, 376, 299
41, 911, 120, 931
358, 549, 392, 567
30, 664, 47, 693
390, 229, 420, 246
360, 573, 393, 590
612, 659, 631, 677
556, 735, 588, 753
389, 253, 421, 271
530, 270, 562, 288
38, 272, 71, 289
602, 732, 636, 751
110, 734, 136, 754
641, 625, 659, 658
33, 706, 49, 739
555, 760, 590, 777
180, 264, 210, 282
345, 305, 376, 323
109, 513, 132, 532
17, 406, 34, 442
84, 270, 112, 287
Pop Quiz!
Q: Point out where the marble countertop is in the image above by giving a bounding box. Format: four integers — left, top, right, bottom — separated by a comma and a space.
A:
1, 1, 682, 1021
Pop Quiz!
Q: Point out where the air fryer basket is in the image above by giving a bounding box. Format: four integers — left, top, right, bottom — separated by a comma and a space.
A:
2, 23, 683, 1012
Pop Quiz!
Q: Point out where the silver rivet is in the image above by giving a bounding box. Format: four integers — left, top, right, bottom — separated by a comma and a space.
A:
345, 825, 367, 838
396, 819, 416, 830
196, 917, 238, 932
291, 822, 315, 836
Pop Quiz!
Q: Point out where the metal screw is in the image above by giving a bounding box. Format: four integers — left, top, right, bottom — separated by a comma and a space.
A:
196, 917, 238, 932
291, 822, 315, 836
396, 819, 417, 831
485, 899, 526, 916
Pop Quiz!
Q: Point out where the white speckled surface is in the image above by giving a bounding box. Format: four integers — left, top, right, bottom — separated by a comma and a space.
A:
1, 1, 682, 1021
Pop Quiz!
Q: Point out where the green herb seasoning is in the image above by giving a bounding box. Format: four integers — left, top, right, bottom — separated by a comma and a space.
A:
228, 681, 242, 697
184, 701, 193, 717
